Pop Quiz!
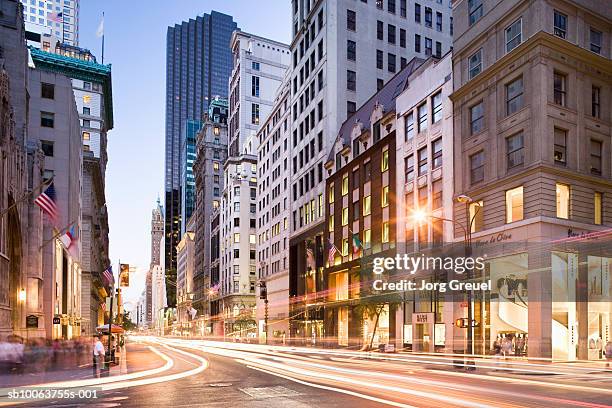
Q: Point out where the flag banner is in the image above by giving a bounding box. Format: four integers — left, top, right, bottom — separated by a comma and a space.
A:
352, 233, 363, 257
59, 224, 76, 250
35, 183, 58, 224
48, 12, 63, 23
96, 16, 104, 38
306, 240, 316, 271
119, 263, 130, 287
102, 266, 114, 287
327, 238, 337, 265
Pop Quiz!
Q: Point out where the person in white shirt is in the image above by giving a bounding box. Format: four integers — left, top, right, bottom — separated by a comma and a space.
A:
92, 335, 105, 378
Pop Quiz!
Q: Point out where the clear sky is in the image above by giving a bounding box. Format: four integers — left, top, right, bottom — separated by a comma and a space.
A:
78, 0, 291, 311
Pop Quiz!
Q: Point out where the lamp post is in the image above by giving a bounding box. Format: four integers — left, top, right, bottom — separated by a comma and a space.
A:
411, 196, 481, 366
258, 281, 268, 345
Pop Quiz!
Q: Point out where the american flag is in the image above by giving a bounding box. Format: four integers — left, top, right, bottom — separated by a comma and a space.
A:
35, 183, 58, 224
327, 238, 337, 265
102, 266, 114, 287
48, 12, 63, 23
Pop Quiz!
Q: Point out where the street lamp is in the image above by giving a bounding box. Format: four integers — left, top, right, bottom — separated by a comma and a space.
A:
18, 288, 26, 303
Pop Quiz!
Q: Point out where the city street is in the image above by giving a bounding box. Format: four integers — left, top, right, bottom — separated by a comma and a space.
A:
9, 337, 612, 407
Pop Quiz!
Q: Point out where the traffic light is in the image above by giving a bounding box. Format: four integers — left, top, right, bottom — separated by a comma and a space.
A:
259, 282, 267, 300
455, 318, 468, 328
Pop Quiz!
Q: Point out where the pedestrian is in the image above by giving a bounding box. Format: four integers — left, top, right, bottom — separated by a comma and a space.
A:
92, 335, 105, 378
605, 341, 612, 369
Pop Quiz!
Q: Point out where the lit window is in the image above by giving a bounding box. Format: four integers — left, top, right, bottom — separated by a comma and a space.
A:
556, 183, 570, 219
213, 162, 220, 171
342, 207, 349, 226
342, 238, 349, 256
82, 94, 91, 104
363, 196, 371, 216
329, 183, 335, 203
234, 233, 240, 243
363, 229, 371, 249
381, 150, 389, 171
82, 131, 90, 141
329, 214, 334, 231
250, 234, 256, 244
505, 186, 524, 223
469, 200, 483, 233
594, 192, 603, 225
382, 186, 389, 207
342, 174, 349, 195
382, 222, 390, 243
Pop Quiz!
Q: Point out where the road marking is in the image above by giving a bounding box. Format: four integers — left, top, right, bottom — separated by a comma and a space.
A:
240, 385, 301, 398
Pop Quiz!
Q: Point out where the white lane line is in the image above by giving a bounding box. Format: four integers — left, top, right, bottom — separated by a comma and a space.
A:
246, 365, 419, 408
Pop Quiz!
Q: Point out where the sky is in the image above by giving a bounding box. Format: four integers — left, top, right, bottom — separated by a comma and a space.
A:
78, 0, 291, 311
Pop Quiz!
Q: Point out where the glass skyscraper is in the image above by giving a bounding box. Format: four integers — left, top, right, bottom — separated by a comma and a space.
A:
180, 119, 201, 235
164, 11, 237, 307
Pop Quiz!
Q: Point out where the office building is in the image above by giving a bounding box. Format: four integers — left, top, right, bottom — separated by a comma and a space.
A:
21, 0, 79, 46
146, 199, 164, 326
288, 0, 453, 341
180, 120, 201, 235
176, 217, 195, 331
451, 0, 611, 359
255, 74, 292, 343
164, 12, 238, 307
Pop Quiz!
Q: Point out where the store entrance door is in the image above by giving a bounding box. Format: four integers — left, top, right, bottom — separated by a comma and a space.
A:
412, 313, 434, 353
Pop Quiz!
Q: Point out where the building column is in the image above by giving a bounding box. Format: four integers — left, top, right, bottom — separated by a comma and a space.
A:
527, 246, 552, 358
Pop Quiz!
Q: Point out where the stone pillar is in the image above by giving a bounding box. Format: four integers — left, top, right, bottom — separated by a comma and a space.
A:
528, 246, 552, 358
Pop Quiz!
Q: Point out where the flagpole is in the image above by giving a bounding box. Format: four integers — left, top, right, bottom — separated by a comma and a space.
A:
0, 177, 52, 220
39, 220, 75, 249
101, 11, 105, 64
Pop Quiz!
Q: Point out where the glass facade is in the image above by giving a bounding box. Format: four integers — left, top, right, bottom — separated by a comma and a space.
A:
181, 120, 202, 234
164, 11, 237, 306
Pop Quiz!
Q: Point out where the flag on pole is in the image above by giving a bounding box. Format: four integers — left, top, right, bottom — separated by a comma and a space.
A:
119, 263, 130, 287
48, 12, 63, 23
35, 183, 58, 224
59, 224, 76, 249
306, 240, 316, 271
352, 233, 363, 257
96, 15, 104, 38
102, 266, 114, 287
327, 238, 337, 265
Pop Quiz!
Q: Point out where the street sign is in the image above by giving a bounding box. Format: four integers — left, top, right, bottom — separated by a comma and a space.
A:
52, 316, 61, 324
26, 315, 39, 328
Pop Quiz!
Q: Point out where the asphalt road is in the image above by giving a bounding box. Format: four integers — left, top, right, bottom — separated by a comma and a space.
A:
12, 337, 612, 408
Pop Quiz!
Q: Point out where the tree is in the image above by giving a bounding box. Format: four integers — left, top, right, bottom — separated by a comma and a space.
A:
120, 311, 137, 331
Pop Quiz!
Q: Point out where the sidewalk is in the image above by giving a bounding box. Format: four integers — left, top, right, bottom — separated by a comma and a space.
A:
0, 342, 165, 388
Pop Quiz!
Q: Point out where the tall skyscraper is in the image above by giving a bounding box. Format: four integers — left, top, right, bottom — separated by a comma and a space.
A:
180, 120, 201, 235
164, 11, 237, 307
146, 200, 164, 325
21, 0, 80, 46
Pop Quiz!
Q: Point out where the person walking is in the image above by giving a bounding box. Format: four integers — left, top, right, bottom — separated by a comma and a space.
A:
93, 335, 105, 378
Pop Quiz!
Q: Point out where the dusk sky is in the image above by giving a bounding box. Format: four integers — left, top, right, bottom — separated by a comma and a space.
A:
78, 1, 291, 310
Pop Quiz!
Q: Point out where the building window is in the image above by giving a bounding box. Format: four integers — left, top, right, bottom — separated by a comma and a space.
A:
364, 161, 371, 180
83, 106, 90, 115
554, 128, 567, 165
468, 0, 483, 25
432, 179, 442, 209
252, 61, 260, 71
381, 150, 389, 172
353, 201, 360, 221
251, 103, 260, 124
418, 146, 428, 176
506, 77, 524, 115
469, 200, 483, 233
432, 91, 442, 123
590, 28, 602, 54
329, 213, 334, 231
82, 131, 90, 141
213, 162, 220, 171
341, 238, 349, 256
425, 37, 432, 56
405, 155, 414, 182
553, 72, 567, 106
468, 49, 482, 79
342, 207, 349, 226
400, 0, 407, 17
590, 139, 602, 175
470, 151, 484, 184
415, 3, 421, 23
41, 82, 54, 99
382, 222, 390, 243
470, 101, 484, 134
505, 186, 524, 223
432, 138, 442, 169
388, 24, 396, 44
556, 183, 570, 219
382, 186, 389, 207
363, 195, 371, 216
400, 28, 406, 48
377, 20, 384, 40
592, 86, 601, 118
594, 192, 603, 225
347, 40, 356, 61
388, 53, 396, 73
41, 140, 54, 156
342, 174, 349, 195
347, 70, 356, 91
436, 11, 442, 31
417, 102, 427, 133
405, 112, 414, 141
364, 229, 371, 249
40, 111, 54, 128
505, 18, 522, 53
553, 10, 567, 39
234, 233, 240, 243
347, 9, 356, 31
347, 101, 356, 115
388, 0, 396, 13
415, 34, 421, 53
435, 41, 442, 58
425, 7, 432, 28
377, 78, 384, 91
252, 76, 259, 97
376, 49, 383, 69
506, 132, 524, 169
418, 185, 428, 209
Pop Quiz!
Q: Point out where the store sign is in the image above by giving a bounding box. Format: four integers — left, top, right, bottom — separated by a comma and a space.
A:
26, 315, 39, 328
52, 316, 61, 325
413, 313, 434, 324
474, 232, 512, 246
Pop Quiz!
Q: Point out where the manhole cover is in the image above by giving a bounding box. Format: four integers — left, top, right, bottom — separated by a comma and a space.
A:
209, 383, 233, 387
